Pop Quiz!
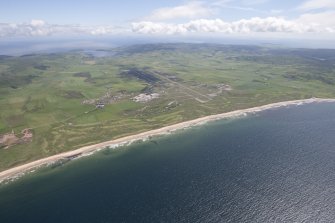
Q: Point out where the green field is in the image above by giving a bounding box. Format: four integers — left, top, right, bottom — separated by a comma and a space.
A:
0, 43, 335, 171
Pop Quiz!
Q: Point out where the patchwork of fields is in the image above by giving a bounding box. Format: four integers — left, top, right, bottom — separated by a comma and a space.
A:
1, 43, 335, 170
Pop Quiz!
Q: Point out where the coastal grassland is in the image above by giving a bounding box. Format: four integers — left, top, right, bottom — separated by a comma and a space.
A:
0, 44, 335, 171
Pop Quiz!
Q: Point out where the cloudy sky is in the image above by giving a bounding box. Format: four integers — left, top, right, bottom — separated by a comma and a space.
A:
0, 0, 334, 39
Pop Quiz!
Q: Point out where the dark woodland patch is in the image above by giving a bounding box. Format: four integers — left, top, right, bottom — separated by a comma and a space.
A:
120, 68, 160, 84
63, 90, 85, 99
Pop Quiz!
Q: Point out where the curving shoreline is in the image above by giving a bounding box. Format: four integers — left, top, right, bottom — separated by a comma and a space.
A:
1, 98, 335, 184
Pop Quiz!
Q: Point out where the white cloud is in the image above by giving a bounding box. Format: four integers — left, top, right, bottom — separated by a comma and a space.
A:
219, 5, 265, 13
0, 20, 53, 37
211, 0, 280, 16
211, 0, 235, 6
144, 2, 212, 21
0, 20, 125, 37
270, 9, 283, 14
241, 0, 268, 6
132, 17, 331, 35
133, 1, 334, 36
213, 0, 268, 7
297, 11, 335, 28
30, 19, 46, 27
299, 0, 335, 11
297, 1, 335, 34
1, 14, 335, 38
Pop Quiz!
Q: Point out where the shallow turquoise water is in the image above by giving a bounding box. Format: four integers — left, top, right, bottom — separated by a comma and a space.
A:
1, 103, 335, 222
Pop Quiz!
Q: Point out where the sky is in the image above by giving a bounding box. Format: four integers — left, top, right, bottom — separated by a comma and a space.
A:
0, 0, 334, 40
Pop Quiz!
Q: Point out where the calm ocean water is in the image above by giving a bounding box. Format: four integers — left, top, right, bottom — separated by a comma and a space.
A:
1, 103, 335, 223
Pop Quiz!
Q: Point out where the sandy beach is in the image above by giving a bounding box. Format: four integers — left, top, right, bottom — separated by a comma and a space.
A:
1, 98, 335, 183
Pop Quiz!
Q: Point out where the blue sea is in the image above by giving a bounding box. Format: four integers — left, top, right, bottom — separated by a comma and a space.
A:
1, 102, 335, 222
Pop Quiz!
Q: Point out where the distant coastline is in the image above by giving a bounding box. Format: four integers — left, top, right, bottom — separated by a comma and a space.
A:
1, 98, 335, 184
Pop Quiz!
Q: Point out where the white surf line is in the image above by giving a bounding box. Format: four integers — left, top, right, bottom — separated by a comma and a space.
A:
1, 98, 335, 184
